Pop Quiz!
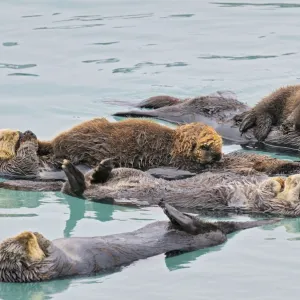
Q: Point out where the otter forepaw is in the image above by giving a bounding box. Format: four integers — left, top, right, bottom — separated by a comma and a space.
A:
253, 114, 273, 141
281, 120, 295, 134
239, 111, 257, 134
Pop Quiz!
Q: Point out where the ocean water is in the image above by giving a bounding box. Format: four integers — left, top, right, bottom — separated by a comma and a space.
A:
1, 0, 300, 299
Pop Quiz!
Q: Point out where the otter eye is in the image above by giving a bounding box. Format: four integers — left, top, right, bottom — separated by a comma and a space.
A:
200, 144, 210, 151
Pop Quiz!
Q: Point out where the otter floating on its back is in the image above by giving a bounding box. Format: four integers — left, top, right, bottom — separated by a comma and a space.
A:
0, 201, 280, 283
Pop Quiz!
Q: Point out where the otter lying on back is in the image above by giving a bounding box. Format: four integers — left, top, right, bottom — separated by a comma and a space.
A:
0, 118, 223, 178
61, 159, 300, 217
1, 124, 300, 182
113, 90, 300, 152
0, 201, 279, 283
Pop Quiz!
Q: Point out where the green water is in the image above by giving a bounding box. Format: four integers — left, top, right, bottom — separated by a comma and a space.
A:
1, 0, 300, 299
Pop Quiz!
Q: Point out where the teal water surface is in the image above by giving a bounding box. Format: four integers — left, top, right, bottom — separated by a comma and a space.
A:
1, 0, 300, 299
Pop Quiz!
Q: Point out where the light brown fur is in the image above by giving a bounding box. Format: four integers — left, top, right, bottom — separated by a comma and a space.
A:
0, 129, 20, 160
39, 118, 223, 171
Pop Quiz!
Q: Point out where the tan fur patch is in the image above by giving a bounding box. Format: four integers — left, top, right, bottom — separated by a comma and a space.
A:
171, 122, 223, 163
13, 231, 45, 261
277, 174, 300, 202
0, 129, 20, 159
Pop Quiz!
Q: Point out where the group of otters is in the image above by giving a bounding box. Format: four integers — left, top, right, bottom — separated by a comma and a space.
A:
2, 85, 300, 282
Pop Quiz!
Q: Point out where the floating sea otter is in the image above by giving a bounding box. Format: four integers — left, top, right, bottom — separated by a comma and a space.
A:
1, 123, 300, 181
113, 90, 300, 152
2, 159, 300, 217
0, 118, 223, 178
0, 201, 279, 283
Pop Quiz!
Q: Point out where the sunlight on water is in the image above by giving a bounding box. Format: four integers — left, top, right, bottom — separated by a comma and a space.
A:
1, 0, 300, 299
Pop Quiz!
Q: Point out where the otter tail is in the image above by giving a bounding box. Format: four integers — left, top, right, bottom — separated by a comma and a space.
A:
216, 219, 281, 234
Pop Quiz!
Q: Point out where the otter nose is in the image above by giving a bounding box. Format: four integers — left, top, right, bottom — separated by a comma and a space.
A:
213, 153, 222, 162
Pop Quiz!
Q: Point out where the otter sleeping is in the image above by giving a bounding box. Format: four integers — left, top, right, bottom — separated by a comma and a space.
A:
0, 201, 279, 283
57, 159, 300, 217
113, 90, 300, 152
0, 118, 223, 178
1, 126, 300, 185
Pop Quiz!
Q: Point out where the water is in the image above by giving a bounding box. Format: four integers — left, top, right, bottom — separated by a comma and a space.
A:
1, 0, 300, 299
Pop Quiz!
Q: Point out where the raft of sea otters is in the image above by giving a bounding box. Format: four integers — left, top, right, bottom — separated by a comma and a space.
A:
1, 84, 300, 282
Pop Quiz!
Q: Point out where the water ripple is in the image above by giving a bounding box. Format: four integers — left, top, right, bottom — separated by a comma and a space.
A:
199, 53, 296, 60
2, 42, 18, 47
92, 41, 119, 46
0, 63, 36, 69
163, 14, 195, 18
34, 24, 104, 30
212, 2, 300, 8
7, 73, 39, 77
82, 58, 120, 64
112, 61, 188, 73
22, 14, 43, 18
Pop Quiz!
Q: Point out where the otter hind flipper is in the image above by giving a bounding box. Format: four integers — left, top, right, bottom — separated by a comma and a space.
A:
62, 160, 86, 197
136, 95, 181, 109
91, 158, 114, 184
159, 200, 209, 235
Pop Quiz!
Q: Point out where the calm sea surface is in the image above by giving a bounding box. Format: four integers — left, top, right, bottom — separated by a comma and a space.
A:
1, 1, 300, 299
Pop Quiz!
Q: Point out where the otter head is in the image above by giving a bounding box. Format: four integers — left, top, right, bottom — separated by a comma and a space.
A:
276, 174, 300, 203
0, 129, 22, 160
0, 231, 51, 282
171, 122, 223, 164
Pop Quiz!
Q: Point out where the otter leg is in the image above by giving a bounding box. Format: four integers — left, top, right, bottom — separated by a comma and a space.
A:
136, 95, 181, 109
62, 160, 86, 197
90, 158, 114, 184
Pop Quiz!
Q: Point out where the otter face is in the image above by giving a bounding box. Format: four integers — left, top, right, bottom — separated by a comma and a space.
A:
172, 122, 223, 164
0, 129, 21, 160
277, 174, 300, 203
0, 231, 50, 282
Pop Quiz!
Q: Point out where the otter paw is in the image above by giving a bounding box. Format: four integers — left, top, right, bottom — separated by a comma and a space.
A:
239, 111, 256, 133
20, 130, 38, 144
280, 120, 294, 134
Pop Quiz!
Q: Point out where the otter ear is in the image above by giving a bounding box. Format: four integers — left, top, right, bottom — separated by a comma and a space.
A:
13, 231, 45, 261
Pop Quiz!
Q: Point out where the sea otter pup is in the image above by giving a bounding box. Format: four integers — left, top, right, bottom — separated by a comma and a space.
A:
2, 124, 300, 184
0, 118, 223, 178
59, 159, 300, 217
0, 201, 279, 282
239, 85, 300, 141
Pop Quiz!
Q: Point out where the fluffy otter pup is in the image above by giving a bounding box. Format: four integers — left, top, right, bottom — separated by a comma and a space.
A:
239, 85, 300, 141
61, 159, 300, 217
0, 202, 279, 283
0, 118, 223, 177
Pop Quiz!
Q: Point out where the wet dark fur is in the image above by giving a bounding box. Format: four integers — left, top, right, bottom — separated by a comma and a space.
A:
239, 85, 300, 141
0, 203, 279, 282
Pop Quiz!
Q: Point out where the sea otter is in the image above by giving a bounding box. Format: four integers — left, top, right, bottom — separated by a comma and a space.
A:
0, 201, 279, 283
57, 159, 300, 217
0, 118, 223, 178
2, 124, 300, 183
239, 85, 300, 140
3, 159, 299, 217
113, 91, 300, 152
